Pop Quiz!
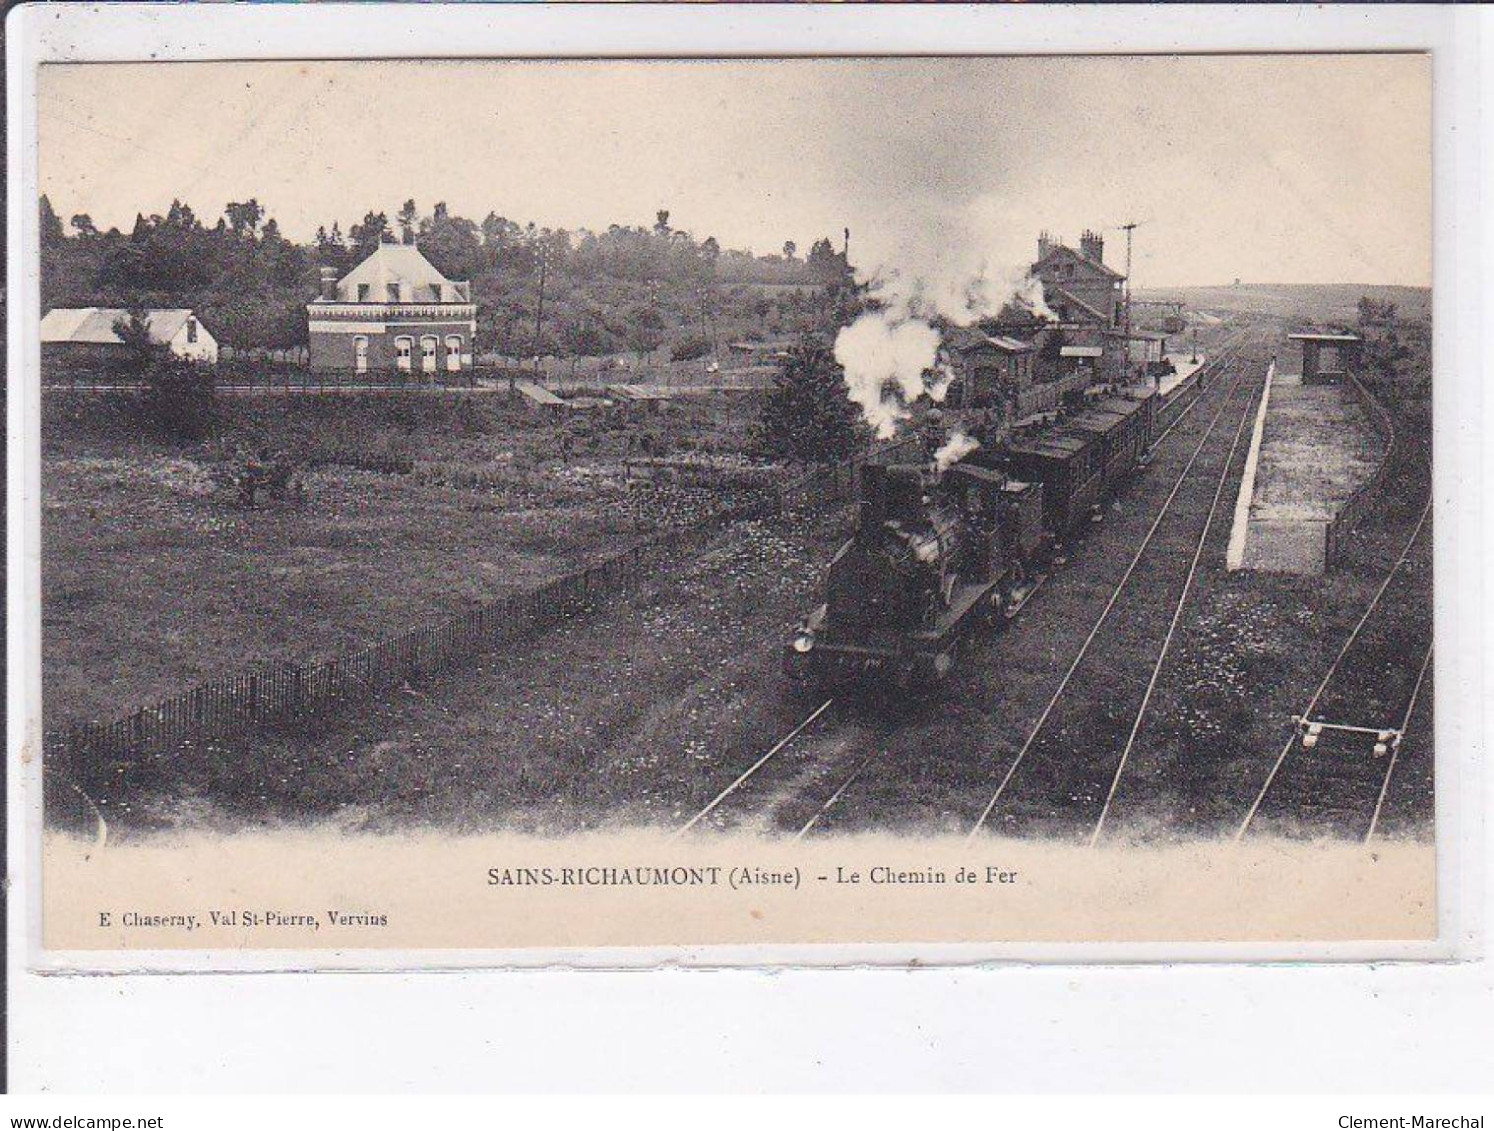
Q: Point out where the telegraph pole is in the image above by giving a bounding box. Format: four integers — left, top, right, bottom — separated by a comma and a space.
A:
531, 246, 549, 381
1120, 220, 1138, 383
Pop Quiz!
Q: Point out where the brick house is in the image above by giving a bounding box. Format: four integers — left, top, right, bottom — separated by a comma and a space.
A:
306, 243, 476, 376
1032, 230, 1127, 379
950, 332, 1035, 411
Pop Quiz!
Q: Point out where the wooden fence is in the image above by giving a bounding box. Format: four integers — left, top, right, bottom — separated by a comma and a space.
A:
46, 458, 865, 785
1013, 372, 1091, 419
1322, 370, 1398, 567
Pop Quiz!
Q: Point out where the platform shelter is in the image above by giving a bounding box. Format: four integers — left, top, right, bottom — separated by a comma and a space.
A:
1287, 332, 1361, 384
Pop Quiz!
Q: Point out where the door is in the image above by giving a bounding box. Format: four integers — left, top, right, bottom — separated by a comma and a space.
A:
395, 336, 413, 372
421, 335, 438, 374
354, 336, 369, 374
445, 335, 462, 373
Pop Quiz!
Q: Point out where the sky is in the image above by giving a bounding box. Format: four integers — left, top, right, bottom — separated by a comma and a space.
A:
38, 55, 1431, 288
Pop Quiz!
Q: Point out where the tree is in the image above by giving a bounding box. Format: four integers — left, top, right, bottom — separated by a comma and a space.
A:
782, 240, 797, 262
806, 236, 847, 284
654, 209, 671, 236
624, 304, 665, 362
755, 342, 862, 464
111, 307, 216, 440
69, 213, 99, 240
1357, 295, 1397, 327
417, 202, 482, 280
39, 195, 65, 246
224, 199, 265, 241
111, 307, 161, 377
349, 211, 393, 258
397, 199, 419, 245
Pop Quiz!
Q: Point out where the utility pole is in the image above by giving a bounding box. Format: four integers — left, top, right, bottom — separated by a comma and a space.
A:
698, 286, 714, 380
531, 246, 549, 381
1120, 220, 1138, 384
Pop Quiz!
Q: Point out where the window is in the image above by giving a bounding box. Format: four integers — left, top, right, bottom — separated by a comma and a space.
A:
421, 335, 438, 373
186, 318, 198, 344
430, 284, 444, 302
395, 336, 413, 372
357, 283, 370, 302
387, 283, 401, 303
354, 336, 369, 374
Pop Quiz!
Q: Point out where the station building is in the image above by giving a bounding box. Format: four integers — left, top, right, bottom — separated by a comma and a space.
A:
306, 243, 477, 376
1032, 230, 1128, 380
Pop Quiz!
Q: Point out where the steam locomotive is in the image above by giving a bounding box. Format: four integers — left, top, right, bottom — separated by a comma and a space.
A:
785, 389, 1157, 691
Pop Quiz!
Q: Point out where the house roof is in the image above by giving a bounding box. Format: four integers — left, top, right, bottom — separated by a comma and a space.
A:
979, 334, 1035, 353
1060, 345, 1104, 358
41, 307, 197, 345
956, 331, 1034, 355
1046, 284, 1111, 325
1288, 333, 1361, 344
334, 243, 464, 299
1033, 242, 1126, 282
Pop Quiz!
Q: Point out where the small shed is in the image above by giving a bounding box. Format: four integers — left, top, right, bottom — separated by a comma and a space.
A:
1287, 332, 1361, 384
41, 307, 218, 364
956, 333, 1036, 408
1059, 343, 1103, 379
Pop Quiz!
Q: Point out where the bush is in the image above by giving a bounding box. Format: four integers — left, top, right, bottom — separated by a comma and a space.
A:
669, 336, 712, 362
140, 358, 217, 441
754, 342, 862, 464
110, 309, 216, 440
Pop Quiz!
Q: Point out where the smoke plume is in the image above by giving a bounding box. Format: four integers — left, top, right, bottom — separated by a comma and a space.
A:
834, 315, 942, 440
833, 200, 1055, 440
932, 429, 979, 474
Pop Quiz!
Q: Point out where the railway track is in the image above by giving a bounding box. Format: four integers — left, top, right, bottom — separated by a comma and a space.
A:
1235, 497, 1434, 842
674, 699, 896, 837
676, 332, 1261, 842
966, 343, 1267, 842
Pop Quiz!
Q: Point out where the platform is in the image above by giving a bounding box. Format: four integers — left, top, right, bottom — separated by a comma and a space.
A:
1156, 352, 1206, 398
1229, 371, 1384, 575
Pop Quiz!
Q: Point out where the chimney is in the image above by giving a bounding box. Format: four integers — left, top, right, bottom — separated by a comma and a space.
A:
1081, 229, 1104, 264
318, 266, 338, 301
1037, 231, 1053, 261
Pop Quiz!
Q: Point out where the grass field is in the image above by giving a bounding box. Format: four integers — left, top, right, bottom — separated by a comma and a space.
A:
44, 311, 1433, 843
42, 386, 769, 729
1139, 283, 1431, 327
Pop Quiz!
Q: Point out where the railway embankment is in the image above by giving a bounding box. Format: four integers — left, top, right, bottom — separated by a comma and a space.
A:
1227, 367, 1385, 575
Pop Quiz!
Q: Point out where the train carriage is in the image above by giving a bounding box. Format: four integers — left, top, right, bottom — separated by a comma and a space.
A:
1067, 394, 1153, 490
1002, 427, 1102, 538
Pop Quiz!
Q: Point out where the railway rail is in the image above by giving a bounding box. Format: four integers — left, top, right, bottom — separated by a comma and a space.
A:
674, 698, 892, 839
676, 334, 1256, 841
1235, 497, 1434, 842
674, 697, 838, 836
966, 343, 1266, 842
